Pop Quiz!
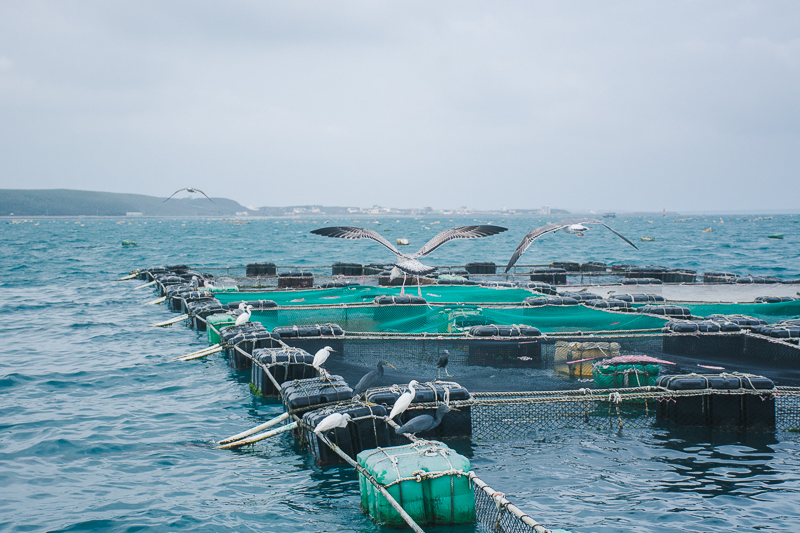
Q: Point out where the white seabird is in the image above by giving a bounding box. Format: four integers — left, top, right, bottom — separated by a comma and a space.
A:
505, 218, 639, 273
163, 187, 214, 203
311, 225, 508, 295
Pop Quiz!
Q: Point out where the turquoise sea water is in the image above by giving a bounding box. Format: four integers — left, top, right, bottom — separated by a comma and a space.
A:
1, 215, 799, 532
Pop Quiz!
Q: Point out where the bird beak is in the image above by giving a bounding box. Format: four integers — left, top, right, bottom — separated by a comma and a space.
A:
386, 363, 397, 369
448, 407, 460, 411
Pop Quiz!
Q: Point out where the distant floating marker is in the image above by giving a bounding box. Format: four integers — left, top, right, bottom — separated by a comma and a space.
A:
396, 238, 410, 245
768, 234, 784, 239
640, 236, 655, 242
122, 240, 137, 246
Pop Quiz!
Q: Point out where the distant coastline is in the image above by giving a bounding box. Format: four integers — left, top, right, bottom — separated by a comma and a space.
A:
4, 188, 793, 218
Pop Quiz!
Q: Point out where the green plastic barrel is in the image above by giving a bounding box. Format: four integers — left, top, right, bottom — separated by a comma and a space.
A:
357, 441, 474, 526
206, 313, 235, 344
593, 363, 660, 388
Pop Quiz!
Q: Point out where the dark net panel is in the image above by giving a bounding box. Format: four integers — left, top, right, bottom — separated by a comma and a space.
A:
278, 332, 800, 394
776, 393, 800, 431
469, 398, 656, 439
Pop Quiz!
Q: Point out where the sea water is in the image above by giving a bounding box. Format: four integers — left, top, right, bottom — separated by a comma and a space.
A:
1, 215, 799, 532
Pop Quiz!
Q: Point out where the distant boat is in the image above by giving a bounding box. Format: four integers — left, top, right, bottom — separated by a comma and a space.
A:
662, 208, 666, 217
121, 240, 137, 246
602, 213, 616, 219
702, 228, 712, 233
396, 238, 410, 245
640, 236, 655, 242
768, 234, 784, 239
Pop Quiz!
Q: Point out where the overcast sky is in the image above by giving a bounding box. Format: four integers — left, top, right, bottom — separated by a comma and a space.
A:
0, 1, 798, 212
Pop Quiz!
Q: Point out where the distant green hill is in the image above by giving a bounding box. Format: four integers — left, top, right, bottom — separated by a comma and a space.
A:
0, 189, 255, 217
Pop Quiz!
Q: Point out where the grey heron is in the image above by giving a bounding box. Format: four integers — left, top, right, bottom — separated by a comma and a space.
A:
437, 350, 451, 378
352, 361, 396, 398
395, 404, 458, 436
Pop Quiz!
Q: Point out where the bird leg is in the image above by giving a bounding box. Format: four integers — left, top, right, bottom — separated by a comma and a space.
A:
444, 366, 453, 378
417, 276, 422, 298
318, 367, 333, 384
400, 273, 406, 296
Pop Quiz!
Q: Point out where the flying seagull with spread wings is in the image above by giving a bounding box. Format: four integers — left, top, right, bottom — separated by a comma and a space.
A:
163, 187, 214, 203
311, 225, 507, 295
505, 218, 638, 273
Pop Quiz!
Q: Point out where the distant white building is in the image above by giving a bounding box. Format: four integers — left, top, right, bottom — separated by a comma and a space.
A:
126, 212, 143, 216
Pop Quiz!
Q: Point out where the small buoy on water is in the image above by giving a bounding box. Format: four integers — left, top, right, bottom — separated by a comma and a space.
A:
396, 238, 409, 245
768, 234, 784, 239
122, 240, 137, 246
702, 228, 712, 233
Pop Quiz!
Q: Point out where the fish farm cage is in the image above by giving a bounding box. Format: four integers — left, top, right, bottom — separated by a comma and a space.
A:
127, 264, 800, 533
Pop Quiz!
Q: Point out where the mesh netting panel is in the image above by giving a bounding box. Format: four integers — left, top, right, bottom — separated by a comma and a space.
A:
473, 486, 544, 533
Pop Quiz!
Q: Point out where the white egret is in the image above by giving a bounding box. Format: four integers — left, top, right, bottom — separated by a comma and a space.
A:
314, 412, 352, 435
505, 218, 639, 273
235, 305, 252, 327
312, 346, 336, 374
389, 380, 420, 420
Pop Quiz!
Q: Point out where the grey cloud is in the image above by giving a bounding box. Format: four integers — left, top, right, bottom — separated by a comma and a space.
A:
0, 1, 798, 212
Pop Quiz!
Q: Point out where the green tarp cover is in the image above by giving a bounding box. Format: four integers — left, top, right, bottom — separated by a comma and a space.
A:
215, 285, 538, 306
250, 303, 668, 334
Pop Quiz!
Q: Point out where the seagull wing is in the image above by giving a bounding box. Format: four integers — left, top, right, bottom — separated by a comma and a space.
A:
163, 188, 188, 202
413, 225, 508, 258
193, 188, 215, 203
310, 226, 402, 257
504, 222, 570, 272
579, 219, 639, 250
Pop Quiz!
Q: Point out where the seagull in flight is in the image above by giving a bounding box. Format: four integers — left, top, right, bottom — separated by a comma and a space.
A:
163, 187, 214, 203
505, 218, 638, 273
311, 225, 507, 295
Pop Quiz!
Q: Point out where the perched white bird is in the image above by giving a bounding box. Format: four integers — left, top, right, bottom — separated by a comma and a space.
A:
389, 380, 420, 420
505, 218, 639, 273
235, 305, 252, 326
314, 412, 352, 434
312, 346, 336, 374
163, 187, 214, 203
311, 225, 507, 296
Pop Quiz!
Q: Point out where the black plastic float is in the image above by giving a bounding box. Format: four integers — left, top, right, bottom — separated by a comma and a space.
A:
656, 374, 775, 431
